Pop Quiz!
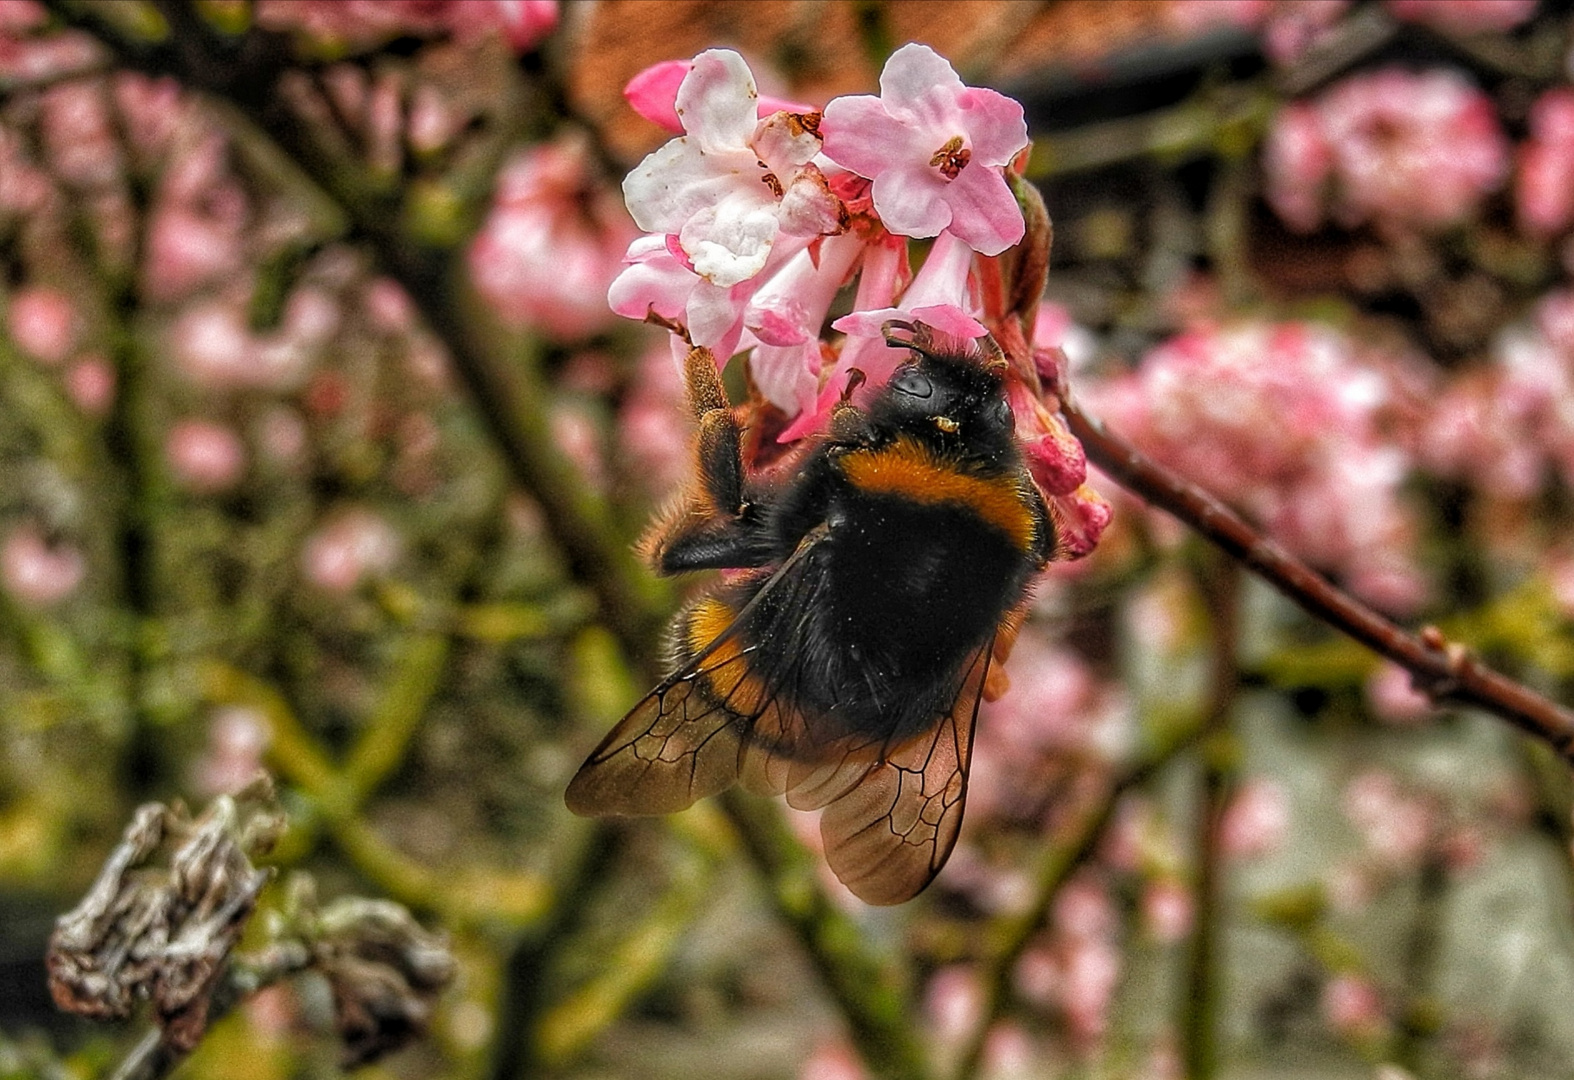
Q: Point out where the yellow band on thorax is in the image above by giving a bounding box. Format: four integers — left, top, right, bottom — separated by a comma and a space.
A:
838, 437, 1037, 552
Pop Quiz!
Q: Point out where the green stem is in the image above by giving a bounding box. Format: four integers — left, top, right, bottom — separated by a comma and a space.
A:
720, 789, 930, 1080
952, 719, 1207, 1080
1181, 558, 1242, 1080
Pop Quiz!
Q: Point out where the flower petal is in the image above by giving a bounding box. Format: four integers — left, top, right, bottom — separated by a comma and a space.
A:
606, 236, 694, 320
753, 111, 823, 171
820, 95, 923, 178
936, 162, 1023, 255
623, 138, 763, 236
750, 340, 819, 414
777, 166, 845, 237
958, 86, 1028, 166
869, 167, 953, 239
677, 50, 759, 153
877, 43, 967, 131
624, 59, 690, 133
680, 192, 778, 286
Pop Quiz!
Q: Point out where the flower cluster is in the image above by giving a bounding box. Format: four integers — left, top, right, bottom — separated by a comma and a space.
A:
469, 136, 636, 339
607, 44, 1107, 556
1168, 0, 1538, 66
1086, 320, 1427, 611
1421, 289, 1574, 508
1265, 66, 1509, 234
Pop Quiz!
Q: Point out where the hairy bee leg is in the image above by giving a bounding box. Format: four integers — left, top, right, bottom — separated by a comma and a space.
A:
646, 347, 776, 574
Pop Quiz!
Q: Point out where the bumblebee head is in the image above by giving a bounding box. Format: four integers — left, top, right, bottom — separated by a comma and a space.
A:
873, 322, 1016, 462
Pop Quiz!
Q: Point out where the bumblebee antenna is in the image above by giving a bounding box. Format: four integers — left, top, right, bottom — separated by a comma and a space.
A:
881, 319, 1006, 373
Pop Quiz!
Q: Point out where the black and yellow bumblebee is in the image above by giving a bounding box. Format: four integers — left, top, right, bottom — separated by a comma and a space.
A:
566, 322, 1057, 904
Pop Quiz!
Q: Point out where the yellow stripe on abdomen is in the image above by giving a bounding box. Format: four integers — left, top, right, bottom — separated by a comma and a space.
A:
839, 437, 1037, 553
685, 596, 766, 713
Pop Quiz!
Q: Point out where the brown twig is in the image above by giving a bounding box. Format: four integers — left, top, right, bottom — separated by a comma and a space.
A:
1061, 397, 1574, 763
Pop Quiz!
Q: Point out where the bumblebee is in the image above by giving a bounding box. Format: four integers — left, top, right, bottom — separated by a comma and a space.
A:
566, 322, 1055, 904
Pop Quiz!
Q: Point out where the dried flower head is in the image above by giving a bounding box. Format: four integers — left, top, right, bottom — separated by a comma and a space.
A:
47, 777, 284, 1050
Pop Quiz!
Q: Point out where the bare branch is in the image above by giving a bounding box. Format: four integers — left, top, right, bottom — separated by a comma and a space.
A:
1062, 396, 1574, 764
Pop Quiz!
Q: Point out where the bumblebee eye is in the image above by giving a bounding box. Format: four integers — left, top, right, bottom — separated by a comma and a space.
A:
992, 397, 1014, 430
891, 367, 933, 398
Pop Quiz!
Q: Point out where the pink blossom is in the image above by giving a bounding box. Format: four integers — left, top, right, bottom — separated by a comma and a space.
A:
365, 277, 415, 334
1387, 0, 1537, 34
1342, 770, 1434, 866
980, 1024, 1037, 1079
622, 50, 841, 288
302, 508, 401, 592
40, 80, 121, 189
1, 525, 85, 607
1083, 320, 1426, 608
1171, 0, 1353, 65
66, 355, 115, 416
1264, 102, 1333, 233
1141, 877, 1194, 943
608, 231, 812, 366
1366, 661, 1433, 724
1060, 936, 1120, 1047
470, 137, 635, 339
820, 43, 1027, 256
791, 231, 983, 439
626, 58, 813, 135
0, 0, 46, 31
1517, 88, 1574, 236
1219, 777, 1289, 859
923, 966, 983, 1047
167, 419, 247, 493
490, 0, 558, 52
979, 633, 1116, 756
113, 74, 185, 166
0, 27, 103, 88
745, 233, 865, 415
144, 205, 243, 302
257, 407, 308, 464
1266, 68, 1508, 233
167, 299, 318, 391
1421, 293, 1574, 511
190, 706, 270, 797
1321, 973, 1385, 1038
1054, 874, 1117, 940
618, 339, 691, 494
799, 1042, 865, 1080
7, 286, 76, 364
550, 403, 606, 490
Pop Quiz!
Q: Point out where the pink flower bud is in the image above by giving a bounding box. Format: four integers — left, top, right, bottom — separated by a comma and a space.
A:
1220, 777, 1290, 859
1518, 88, 1574, 237
799, 1041, 865, 1080
166, 419, 247, 492
924, 967, 983, 1048
1, 526, 85, 607
1321, 973, 1384, 1037
302, 509, 400, 593
1141, 877, 1194, 943
1366, 661, 1433, 724
8, 286, 76, 365
65, 354, 115, 416
191, 705, 270, 797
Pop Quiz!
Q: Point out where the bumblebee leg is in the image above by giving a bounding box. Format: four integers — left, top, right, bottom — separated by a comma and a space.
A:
644, 347, 773, 574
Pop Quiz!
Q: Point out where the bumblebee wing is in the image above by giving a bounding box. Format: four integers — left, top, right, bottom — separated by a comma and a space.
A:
816, 636, 992, 906
565, 528, 829, 817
